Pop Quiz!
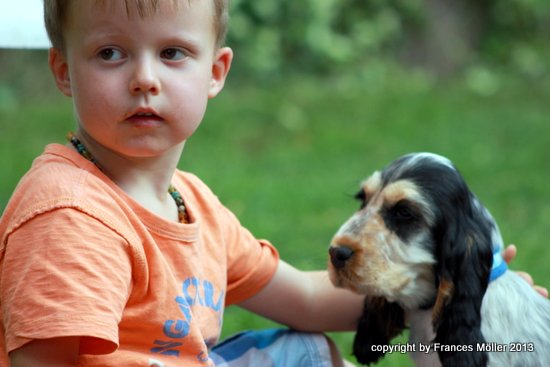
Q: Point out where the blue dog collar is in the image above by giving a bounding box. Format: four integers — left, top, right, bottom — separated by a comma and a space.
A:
489, 245, 507, 282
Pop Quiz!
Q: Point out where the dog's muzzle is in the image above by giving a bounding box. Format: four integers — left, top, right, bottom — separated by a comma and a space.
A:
329, 246, 354, 269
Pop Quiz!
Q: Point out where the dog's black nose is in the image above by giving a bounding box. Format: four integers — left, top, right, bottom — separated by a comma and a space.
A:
329, 246, 354, 269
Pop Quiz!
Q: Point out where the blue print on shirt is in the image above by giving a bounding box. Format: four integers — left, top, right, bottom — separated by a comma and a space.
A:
151, 277, 224, 360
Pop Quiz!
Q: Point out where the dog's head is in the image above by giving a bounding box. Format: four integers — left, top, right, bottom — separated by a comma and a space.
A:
329, 153, 496, 365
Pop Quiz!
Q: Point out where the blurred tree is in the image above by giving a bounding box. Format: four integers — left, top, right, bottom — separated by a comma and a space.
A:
226, 0, 550, 79
398, 0, 488, 75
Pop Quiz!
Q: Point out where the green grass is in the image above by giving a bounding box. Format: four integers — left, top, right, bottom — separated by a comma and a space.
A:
1, 52, 549, 365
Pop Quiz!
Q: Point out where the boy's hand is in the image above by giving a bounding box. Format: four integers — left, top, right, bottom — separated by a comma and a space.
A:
503, 244, 549, 298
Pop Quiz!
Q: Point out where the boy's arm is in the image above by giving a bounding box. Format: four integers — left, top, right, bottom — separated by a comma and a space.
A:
239, 260, 364, 332
9, 337, 80, 367
241, 246, 548, 333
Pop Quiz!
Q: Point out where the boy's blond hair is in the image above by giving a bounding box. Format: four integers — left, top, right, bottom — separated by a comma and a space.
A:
44, 0, 229, 53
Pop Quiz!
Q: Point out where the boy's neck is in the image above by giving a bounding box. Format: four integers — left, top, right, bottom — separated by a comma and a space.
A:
74, 129, 185, 213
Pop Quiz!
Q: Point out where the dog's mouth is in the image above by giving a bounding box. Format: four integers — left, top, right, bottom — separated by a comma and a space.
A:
328, 261, 380, 295
329, 256, 420, 306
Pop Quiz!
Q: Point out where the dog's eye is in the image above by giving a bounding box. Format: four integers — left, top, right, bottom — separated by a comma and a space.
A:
392, 202, 417, 222
396, 207, 413, 220
355, 190, 368, 208
383, 200, 423, 240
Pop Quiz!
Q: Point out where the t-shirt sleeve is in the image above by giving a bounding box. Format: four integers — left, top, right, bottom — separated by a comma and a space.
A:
218, 204, 280, 306
0, 208, 133, 355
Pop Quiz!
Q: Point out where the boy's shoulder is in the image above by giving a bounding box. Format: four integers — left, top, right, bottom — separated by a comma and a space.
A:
8, 143, 119, 206
0, 145, 224, 245
0, 144, 132, 244
172, 169, 218, 201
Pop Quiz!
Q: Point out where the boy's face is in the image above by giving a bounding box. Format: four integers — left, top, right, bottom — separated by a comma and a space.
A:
49, 0, 232, 158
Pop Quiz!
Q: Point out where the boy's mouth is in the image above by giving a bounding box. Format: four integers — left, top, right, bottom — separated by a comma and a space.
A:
126, 109, 164, 127
136, 112, 156, 117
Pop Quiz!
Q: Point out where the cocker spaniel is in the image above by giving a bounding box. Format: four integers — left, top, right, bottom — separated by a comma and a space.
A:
328, 153, 550, 367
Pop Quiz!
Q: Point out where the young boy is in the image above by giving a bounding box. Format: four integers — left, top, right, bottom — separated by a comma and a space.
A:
0, 1, 545, 367
0, 1, 363, 366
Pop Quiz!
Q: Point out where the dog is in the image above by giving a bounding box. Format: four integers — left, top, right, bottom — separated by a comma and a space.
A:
328, 152, 550, 367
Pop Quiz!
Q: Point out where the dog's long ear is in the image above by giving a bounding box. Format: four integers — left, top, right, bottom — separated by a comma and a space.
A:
353, 296, 405, 365
431, 186, 493, 366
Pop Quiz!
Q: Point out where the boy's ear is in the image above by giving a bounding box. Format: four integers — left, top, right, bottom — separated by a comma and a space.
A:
208, 47, 233, 99
48, 48, 72, 97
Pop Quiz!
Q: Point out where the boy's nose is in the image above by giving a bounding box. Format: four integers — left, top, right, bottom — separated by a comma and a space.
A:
129, 58, 161, 95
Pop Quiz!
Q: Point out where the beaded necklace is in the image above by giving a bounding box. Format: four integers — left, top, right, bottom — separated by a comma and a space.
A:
66, 132, 189, 223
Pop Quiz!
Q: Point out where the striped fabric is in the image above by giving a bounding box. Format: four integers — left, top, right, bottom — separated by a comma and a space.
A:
211, 329, 332, 367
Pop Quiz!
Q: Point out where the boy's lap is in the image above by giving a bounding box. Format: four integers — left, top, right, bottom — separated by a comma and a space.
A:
211, 329, 332, 367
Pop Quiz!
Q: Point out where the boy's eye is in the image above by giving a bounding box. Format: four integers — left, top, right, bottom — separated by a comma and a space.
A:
98, 48, 124, 61
161, 48, 187, 61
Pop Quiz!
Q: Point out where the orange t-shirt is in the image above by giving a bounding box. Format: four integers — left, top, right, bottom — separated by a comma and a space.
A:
0, 144, 279, 367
